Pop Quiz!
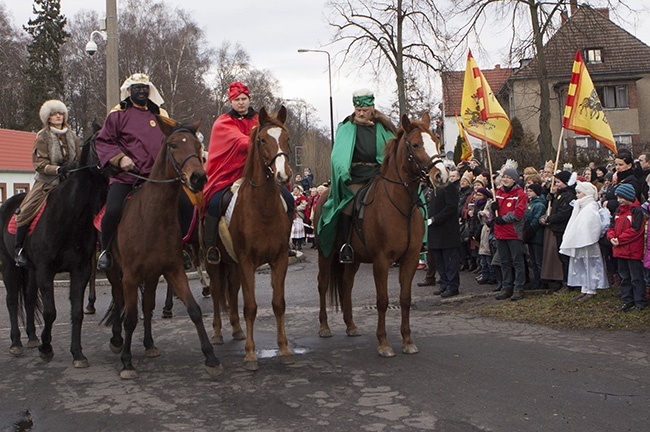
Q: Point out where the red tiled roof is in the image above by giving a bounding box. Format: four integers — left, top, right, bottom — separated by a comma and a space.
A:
441, 65, 515, 117
0, 128, 36, 171
511, 6, 650, 80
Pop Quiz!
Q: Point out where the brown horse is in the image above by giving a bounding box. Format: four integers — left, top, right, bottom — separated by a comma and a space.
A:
104, 118, 222, 379
313, 112, 449, 357
206, 106, 293, 371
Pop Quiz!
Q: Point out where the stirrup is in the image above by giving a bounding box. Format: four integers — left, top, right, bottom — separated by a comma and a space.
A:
97, 250, 113, 270
206, 246, 221, 265
339, 243, 354, 264
15, 248, 28, 267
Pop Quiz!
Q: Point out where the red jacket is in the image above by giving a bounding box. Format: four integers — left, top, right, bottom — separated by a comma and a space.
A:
607, 200, 645, 260
493, 184, 528, 240
204, 110, 258, 204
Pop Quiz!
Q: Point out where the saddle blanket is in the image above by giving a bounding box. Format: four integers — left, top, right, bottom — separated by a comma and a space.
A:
7, 202, 47, 235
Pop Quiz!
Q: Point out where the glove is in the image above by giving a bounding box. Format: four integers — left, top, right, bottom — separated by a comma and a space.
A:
427, 217, 434, 226
494, 216, 506, 225
58, 161, 77, 176
490, 202, 499, 213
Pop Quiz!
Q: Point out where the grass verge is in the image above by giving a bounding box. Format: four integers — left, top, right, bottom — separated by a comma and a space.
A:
467, 289, 650, 331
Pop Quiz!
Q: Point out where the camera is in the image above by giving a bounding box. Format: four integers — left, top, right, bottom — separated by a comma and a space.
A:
85, 40, 98, 56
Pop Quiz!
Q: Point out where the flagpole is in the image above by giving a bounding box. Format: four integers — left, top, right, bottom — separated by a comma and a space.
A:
484, 139, 496, 199
546, 127, 566, 216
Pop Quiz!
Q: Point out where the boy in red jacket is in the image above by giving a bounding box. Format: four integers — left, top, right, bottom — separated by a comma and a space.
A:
607, 183, 648, 311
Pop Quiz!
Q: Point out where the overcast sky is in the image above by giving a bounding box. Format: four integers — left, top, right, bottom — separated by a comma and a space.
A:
4, 0, 650, 130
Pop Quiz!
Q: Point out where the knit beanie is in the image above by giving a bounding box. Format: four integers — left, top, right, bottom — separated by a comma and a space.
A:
476, 187, 493, 199
526, 183, 543, 197
554, 171, 572, 185
502, 168, 519, 181
614, 183, 636, 201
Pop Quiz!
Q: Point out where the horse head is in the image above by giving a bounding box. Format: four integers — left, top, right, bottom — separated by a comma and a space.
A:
250, 106, 292, 185
158, 117, 207, 193
399, 112, 449, 188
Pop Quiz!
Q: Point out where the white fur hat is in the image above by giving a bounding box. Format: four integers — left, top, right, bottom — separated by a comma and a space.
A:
39, 99, 68, 126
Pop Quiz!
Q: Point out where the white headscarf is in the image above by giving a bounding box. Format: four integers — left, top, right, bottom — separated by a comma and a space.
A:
575, 181, 598, 201
119, 73, 164, 107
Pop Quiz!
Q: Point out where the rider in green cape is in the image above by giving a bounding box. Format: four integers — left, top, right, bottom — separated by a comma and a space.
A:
317, 89, 397, 261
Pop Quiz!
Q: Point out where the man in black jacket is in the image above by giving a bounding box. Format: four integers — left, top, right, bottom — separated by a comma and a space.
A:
427, 170, 461, 297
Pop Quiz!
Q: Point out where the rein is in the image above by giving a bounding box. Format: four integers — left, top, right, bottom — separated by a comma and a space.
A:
248, 122, 289, 188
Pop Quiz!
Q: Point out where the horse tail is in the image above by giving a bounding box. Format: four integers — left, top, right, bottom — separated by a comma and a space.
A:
327, 258, 343, 311
100, 298, 124, 327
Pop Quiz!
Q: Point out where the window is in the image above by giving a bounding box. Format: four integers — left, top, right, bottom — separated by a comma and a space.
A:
0, 183, 5, 205
596, 85, 628, 108
585, 48, 603, 64
615, 134, 633, 151
14, 183, 30, 195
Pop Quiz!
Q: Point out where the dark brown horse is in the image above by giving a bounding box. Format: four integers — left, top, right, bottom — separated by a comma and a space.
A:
206, 106, 293, 371
314, 112, 449, 356
104, 118, 222, 379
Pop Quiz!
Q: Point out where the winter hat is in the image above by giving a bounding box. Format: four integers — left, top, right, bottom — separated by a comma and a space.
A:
502, 168, 519, 181
352, 88, 375, 107
476, 187, 493, 199
228, 81, 250, 101
554, 171, 575, 186
526, 183, 543, 197
615, 183, 636, 201
39, 99, 68, 126
575, 181, 597, 200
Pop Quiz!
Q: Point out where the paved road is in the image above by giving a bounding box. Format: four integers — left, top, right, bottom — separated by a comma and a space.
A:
0, 248, 648, 431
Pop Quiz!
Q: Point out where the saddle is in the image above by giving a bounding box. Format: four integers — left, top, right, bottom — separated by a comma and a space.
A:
7, 203, 47, 236
347, 180, 377, 244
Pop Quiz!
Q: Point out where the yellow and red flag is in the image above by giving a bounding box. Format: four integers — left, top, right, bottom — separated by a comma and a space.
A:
562, 51, 617, 155
460, 50, 512, 148
455, 114, 473, 161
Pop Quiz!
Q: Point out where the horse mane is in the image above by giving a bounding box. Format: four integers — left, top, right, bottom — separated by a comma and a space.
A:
379, 127, 404, 176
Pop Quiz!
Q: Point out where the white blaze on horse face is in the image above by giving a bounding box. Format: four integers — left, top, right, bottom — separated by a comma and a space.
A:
421, 131, 449, 185
268, 127, 289, 181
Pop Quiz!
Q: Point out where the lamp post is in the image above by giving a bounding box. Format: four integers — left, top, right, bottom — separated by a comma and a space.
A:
105, 0, 119, 115
297, 49, 334, 148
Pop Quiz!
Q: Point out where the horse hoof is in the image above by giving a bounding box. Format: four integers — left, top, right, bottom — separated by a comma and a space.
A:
232, 330, 245, 341
39, 349, 54, 362
402, 344, 419, 355
73, 358, 90, 368
202, 286, 211, 297
211, 334, 224, 345
244, 359, 259, 371
145, 347, 160, 358
280, 354, 296, 365
205, 364, 224, 378
84, 306, 96, 315
346, 327, 361, 337
28, 339, 39, 349
377, 346, 396, 357
120, 369, 139, 380
109, 342, 123, 354
9, 346, 24, 357
318, 328, 333, 338
162, 310, 173, 319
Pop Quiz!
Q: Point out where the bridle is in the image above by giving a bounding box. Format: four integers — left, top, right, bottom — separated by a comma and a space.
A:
124, 127, 203, 189
248, 122, 290, 188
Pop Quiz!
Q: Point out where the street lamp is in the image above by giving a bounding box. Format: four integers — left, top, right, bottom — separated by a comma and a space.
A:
297, 49, 334, 148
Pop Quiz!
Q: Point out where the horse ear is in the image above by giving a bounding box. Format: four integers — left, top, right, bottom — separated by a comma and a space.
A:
400, 113, 411, 130
157, 115, 178, 136
259, 107, 269, 124
191, 121, 201, 133
277, 105, 288, 124
421, 111, 431, 128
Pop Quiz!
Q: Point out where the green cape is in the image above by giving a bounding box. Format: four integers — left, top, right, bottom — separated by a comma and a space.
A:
317, 119, 395, 257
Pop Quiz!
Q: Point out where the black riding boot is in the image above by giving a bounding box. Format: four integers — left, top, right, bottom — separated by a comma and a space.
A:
14, 224, 29, 267
204, 214, 221, 264
338, 214, 354, 264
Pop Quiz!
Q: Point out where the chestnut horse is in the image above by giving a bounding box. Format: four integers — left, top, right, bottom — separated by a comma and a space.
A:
313, 112, 449, 356
206, 106, 293, 371
104, 119, 222, 379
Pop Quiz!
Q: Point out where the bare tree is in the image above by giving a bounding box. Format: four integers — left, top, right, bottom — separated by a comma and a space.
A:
448, 0, 640, 162
0, 3, 28, 130
327, 0, 449, 116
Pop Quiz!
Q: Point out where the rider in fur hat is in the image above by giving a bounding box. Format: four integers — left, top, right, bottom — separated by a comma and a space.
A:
14, 100, 80, 266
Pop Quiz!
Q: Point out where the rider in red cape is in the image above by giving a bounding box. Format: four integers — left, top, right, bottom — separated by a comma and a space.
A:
94, 73, 170, 269
203, 81, 294, 263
